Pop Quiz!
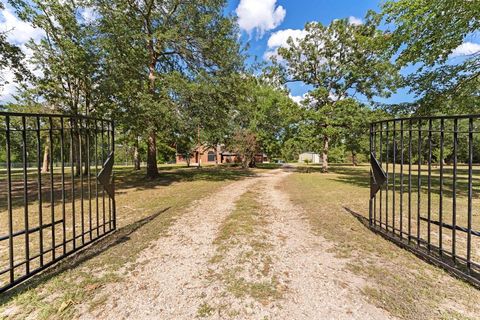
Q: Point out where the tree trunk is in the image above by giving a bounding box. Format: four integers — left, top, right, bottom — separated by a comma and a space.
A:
351, 151, 357, 166
145, 35, 158, 179
41, 145, 50, 173
146, 130, 159, 178
322, 134, 329, 173
133, 137, 140, 170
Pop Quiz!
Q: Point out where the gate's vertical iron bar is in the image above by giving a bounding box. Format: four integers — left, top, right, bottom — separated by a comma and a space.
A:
21, 116, 30, 273
60, 117, 66, 255
439, 119, 444, 256
427, 119, 432, 250
392, 121, 396, 234
86, 119, 92, 241
452, 118, 458, 262
36, 116, 44, 266
111, 122, 116, 230
101, 120, 106, 233
70, 118, 76, 250
386, 121, 389, 231
94, 120, 99, 237
400, 120, 404, 238
467, 117, 473, 271
368, 123, 373, 227
79, 119, 84, 244
417, 119, 422, 246
379, 123, 383, 227
373, 123, 377, 226
48, 117, 55, 259
5, 116, 14, 284
408, 119, 412, 242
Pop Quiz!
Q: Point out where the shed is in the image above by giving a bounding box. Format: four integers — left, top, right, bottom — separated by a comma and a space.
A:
298, 152, 322, 164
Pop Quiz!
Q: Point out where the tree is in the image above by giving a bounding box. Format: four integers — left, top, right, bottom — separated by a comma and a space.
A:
95, 0, 243, 178
339, 102, 370, 166
245, 81, 302, 160
273, 17, 400, 171
228, 128, 258, 169
382, 0, 480, 114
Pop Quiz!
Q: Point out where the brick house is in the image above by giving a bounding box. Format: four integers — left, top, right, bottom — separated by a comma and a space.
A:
175, 145, 268, 166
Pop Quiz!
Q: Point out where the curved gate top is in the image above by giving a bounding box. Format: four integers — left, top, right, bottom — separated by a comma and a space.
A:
369, 115, 480, 286
0, 111, 115, 292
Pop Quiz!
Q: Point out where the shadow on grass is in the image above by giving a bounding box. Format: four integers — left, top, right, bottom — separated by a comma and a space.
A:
0, 206, 171, 304
328, 165, 476, 199
343, 206, 369, 227
255, 163, 282, 170
114, 165, 255, 192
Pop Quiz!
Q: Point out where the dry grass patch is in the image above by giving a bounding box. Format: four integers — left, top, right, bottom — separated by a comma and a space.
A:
208, 189, 284, 315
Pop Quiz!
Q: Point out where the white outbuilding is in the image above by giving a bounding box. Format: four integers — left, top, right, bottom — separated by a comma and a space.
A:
298, 152, 322, 164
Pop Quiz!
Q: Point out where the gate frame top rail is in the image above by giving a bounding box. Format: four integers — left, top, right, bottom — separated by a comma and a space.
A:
0, 111, 111, 123
371, 113, 480, 125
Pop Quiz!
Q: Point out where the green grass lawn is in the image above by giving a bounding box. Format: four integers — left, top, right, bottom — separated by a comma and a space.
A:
283, 164, 480, 320
0, 165, 254, 319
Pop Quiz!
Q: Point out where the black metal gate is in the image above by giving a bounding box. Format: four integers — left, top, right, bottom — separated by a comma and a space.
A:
369, 115, 480, 286
0, 111, 115, 292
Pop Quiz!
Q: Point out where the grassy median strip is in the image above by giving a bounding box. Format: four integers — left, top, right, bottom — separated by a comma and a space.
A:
203, 189, 283, 317
283, 165, 480, 320
0, 165, 252, 320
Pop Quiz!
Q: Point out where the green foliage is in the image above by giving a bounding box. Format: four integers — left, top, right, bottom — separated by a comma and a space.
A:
382, 0, 480, 114
238, 78, 302, 159
9, 0, 102, 114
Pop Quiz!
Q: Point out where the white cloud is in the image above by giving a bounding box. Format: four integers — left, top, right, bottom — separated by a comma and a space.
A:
267, 28, 307, 48
450, 42, 480, 57
264, 28, 307, 60
348, 16, 363, 26
0, 7, 45, 44
235, 0, 286, 37
0, 69, 19, 103
289, 94, 304, 105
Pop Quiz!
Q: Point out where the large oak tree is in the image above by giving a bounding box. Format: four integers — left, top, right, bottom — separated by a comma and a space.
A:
95, 0, 242, 178
273, 17, 400, 171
